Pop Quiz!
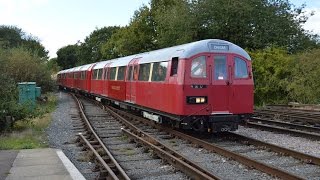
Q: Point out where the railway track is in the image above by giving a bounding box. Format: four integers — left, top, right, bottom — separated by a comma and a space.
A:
71, 94, 320, 179
254, 108, 320, 126
72, 95, 215, 179
244, 117, 320, 140
109, 104, 320, 179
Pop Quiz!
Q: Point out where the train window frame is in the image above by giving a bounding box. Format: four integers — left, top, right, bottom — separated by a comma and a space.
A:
74, 72, 77, 79
234, 57, 249, 79
97, 68, 103, 80
151, 61, 168, 82
127, 66, 133, 81
109, 67, 117, 80
92, 69, 97, 80
170, 57, 179, 76
117, 66, 126, 81
138, 63, 151, 81
191, 56, 207, 78
104, 68, 108, 80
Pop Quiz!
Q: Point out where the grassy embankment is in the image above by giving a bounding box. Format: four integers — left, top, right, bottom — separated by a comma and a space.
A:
0, 93, 57, 149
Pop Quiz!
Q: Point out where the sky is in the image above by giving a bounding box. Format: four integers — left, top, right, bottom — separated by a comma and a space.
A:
0, 0, 320, 59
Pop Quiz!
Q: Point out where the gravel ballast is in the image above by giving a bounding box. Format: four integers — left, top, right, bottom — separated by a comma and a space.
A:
46, 92, 98, 180
236, 126, 320, 157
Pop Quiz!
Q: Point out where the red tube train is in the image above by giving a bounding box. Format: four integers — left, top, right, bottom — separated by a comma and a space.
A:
57, 39, 253, 132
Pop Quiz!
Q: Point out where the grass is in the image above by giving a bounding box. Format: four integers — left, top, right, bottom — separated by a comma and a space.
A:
0, 93, 57, 150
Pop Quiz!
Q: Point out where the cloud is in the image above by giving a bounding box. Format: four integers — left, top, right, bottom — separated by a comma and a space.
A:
304, 8, 320, 35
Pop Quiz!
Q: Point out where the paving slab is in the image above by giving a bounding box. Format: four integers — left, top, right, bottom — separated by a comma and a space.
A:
4, 148, 85, 180
0, 150, 18, 180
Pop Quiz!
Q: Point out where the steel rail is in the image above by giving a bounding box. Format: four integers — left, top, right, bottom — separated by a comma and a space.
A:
249, 117, 320, 133
245, 121, 320, 140
109, 106, 304, 180
226, 132, 320, 166
78, 133, 119, 180
103, 106, 220, 180
72, 94, 130, 180
254, 110, 320, 124
122, 128, 218, 180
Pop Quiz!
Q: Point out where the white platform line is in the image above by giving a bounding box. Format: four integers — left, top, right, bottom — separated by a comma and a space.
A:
56, 149, 86, 180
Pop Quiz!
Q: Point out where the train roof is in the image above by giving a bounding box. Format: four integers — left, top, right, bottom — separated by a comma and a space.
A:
58, 39, 250, 73
92, 61, 109, 69
139, 39, 251, 63
80, 63, 96, 71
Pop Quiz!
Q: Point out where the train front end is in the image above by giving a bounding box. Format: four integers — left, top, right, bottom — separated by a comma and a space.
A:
182, 40, 253, 132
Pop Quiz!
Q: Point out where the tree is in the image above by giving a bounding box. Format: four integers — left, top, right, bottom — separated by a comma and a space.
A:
101, 6, 156, 59
191, 0, 319, 53
56, 45, 80, 69
46, 57, 60, 74
287, 49, 320, 103
0, 25, 49, 59
151, 0, 196, 48
78, 26, 120, 64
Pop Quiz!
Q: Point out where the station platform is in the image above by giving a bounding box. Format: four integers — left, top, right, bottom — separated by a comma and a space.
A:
1, 148, 85, 180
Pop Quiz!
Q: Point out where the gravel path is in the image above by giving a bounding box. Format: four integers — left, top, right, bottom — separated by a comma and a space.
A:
46, 92, 98, 180
235, 125, 320, 158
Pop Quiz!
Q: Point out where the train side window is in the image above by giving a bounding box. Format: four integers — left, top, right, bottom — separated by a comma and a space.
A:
97, 68, 103, 80
109, 67, 117, 80
214, 56, 227, 80
151, 61, 168, 81
92, 69, 97, 79
138, 64, 150, 81
117, 66, 126, 81
191, 56, 206, 78
234, 57, 248, 78
170, 57, 179, 76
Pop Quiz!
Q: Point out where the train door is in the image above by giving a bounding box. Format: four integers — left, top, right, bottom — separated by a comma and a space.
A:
126, 58, 140, 103
210, 55, 232, 113
230, 56, 253, 113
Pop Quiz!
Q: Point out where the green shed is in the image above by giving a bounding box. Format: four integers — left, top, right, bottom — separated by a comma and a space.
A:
18, 82, 36, 105
35, 87, 41, 98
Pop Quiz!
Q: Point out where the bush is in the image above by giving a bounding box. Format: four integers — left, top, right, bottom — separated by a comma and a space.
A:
250, 47, 292, 105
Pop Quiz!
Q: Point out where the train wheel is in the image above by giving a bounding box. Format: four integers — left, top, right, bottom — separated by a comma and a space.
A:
191, 117, 206, 132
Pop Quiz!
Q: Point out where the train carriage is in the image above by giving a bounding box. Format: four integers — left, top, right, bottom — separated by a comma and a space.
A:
57, 39, 253, 132
91, 61, 109, 95
78, 63, 95, 93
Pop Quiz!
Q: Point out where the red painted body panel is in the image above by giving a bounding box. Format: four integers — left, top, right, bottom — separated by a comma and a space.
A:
108, 81, 126, 101
91, 80, 104, 95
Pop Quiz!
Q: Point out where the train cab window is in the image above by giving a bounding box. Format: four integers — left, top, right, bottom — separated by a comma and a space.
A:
214, 56, 227, 80
97, 69, 103, 80
138, 64, 150, 81
109, 67, 117, 80
152, 62, 168, 81
170, 57, 179, 76
191, 56, 206, 78
117, 66, 126, 80
234, 57, 248, 78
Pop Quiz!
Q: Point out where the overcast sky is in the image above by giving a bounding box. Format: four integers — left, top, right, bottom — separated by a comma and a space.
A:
0, 0, 319, 59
